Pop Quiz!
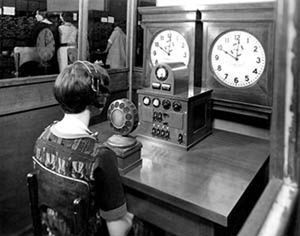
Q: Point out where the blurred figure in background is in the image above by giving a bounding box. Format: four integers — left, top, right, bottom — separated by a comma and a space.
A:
57, 12, 78, 72
103, 22, 126, 69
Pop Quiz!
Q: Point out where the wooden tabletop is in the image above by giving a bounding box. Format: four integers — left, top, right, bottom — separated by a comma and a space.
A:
91, 122, 269, 227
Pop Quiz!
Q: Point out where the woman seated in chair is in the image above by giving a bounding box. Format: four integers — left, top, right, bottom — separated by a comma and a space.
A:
33, 61, 133, 236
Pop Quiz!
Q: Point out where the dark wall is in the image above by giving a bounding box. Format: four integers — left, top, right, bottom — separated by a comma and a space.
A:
0, 105, 63, 235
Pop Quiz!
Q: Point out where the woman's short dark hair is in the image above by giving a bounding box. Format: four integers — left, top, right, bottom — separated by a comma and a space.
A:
53, 61, 110, 114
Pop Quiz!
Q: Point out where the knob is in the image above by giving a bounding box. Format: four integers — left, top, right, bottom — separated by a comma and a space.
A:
178, 133, 183, 143
162, 99, 171, 110
157, 112, 163, 122
153, 111, 158, 121
143, 96, 151, 106
156, 129, 161, 136
152, 98, 160, 108
173, 101, 182, 112
160, 130, 165, 137
165, 130, 170, 138
152, 127, 156, 135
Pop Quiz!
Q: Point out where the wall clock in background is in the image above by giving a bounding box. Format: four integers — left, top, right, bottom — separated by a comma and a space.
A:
36, 27, 56, 63
201, 2, 275, 119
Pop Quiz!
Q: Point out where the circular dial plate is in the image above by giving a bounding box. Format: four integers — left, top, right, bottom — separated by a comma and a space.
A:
210, 30, 266, 88
155, 65, 168, 81
36, 28, 56, 62
150, 30, 190, 66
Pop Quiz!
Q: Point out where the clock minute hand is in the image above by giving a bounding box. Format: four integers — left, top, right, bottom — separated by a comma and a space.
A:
221, 49, 238, 61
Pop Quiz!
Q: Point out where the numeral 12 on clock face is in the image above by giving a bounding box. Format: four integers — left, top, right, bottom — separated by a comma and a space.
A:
210, 30, 266, 88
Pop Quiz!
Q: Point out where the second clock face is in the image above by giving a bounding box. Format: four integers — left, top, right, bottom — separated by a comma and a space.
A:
36, 28, 56, 62
210, 30, 266, 88
150, 30, 190, 66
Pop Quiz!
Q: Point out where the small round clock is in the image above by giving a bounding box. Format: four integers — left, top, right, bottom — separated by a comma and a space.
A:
150, 30, 190, 66
210, 30, 266, 88
36, 27, 56, 62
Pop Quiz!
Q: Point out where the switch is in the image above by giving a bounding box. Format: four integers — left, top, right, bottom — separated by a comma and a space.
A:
153, 111, 158, 121
156, 129, 161, 136
173, 101, 182, 112
157, 112, 163, 122
165, 130, 170, 139
152, 127, 156, 136
178, 133, 183, 143
162, 99, 171, 110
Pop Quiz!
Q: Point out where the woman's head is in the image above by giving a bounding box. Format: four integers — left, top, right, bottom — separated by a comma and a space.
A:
53, 61, 110, 114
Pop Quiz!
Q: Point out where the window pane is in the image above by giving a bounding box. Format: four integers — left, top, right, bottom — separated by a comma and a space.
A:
0, 0, 130, 80
87, 0, 127, 70
0, 1, 58, 79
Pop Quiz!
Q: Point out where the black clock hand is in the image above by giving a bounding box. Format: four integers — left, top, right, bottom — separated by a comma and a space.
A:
158, 45, 170, 56
234, 39, 242, 59
221, 49, 238, 60
44, 30, 49, 46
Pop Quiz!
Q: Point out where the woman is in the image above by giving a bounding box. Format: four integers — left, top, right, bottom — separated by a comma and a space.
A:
33, 61, 133, 236
57, 12, 78, 72
103, 23, 126, 69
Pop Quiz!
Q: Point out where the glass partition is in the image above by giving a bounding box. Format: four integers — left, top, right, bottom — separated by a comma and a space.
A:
0, 0, 128, 80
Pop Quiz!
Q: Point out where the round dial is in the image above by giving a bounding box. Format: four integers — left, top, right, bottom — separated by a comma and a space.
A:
210, 30, 266, 88
107, 98, 139, 136
152, 98, 160, 108
143, 96, 151, 106
150, 30, 189, 66
155, 65, 168, 81
36, 28, 56, 62
162, 99, 171, 110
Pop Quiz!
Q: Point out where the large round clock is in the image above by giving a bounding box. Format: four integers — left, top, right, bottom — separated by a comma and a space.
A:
150, 30, 190, 66
36, 27, 56, 62
210, 30, 266, 88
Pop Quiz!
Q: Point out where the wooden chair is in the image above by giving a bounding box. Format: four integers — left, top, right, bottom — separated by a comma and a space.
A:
27, 157, 91, 236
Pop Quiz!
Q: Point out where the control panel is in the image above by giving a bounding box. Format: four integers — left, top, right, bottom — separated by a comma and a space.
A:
150, 63, 189, 95
137, 88, 213, 149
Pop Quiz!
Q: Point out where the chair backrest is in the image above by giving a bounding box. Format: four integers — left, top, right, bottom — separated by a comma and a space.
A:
28, 156, 90, 236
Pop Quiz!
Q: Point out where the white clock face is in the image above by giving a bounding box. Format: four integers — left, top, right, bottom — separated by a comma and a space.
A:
210, 30, 266, 88
150, 30, 190, 66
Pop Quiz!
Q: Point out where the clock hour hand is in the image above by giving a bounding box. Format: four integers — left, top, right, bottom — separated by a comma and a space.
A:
221, 49, 238, 61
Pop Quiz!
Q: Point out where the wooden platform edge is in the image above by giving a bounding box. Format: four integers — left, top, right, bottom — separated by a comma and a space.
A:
237, 178, 283, 236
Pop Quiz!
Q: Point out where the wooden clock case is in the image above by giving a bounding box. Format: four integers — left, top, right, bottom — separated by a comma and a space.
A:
137, 7, 213, 149
201, 2, 275, 120
138, 6, 202, 89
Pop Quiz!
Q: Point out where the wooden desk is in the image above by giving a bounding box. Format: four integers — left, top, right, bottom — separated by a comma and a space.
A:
92, 122, 269, 236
